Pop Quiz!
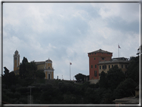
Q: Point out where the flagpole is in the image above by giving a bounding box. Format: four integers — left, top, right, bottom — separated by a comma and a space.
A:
118, 44, 119, 57
70, 64, 71, 81
118, 44, 121, 57
69, 63, 70, 80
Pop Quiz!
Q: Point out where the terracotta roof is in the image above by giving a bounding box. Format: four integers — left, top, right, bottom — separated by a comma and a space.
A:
88, 49, 112, 54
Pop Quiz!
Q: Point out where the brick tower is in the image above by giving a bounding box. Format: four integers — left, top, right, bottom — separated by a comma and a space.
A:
88, 49, 112, 83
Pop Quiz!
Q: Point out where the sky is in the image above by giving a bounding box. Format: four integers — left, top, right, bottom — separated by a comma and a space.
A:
1, 2, 140, 80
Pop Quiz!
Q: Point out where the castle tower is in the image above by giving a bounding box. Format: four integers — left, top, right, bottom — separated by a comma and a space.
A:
13, 50, 20, 71
88, 49, 112, 84
44, 59, 54, 79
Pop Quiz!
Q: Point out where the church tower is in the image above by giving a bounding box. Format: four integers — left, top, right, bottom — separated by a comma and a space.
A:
44, 59, 54, 79
13, 50, 20, 71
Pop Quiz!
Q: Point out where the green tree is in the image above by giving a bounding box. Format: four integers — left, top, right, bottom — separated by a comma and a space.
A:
101, 89, 113, 104
27, 61, 37, 79
4, 67, 9, 75
107, 65, 125, 90
2, 67, 16, 86
19, 57, 28, 78
113, 78, 137, 99
35, 70, 45, 79
126, 56, 139, 84
19, 57, 38, 79
99, 71, 108, 88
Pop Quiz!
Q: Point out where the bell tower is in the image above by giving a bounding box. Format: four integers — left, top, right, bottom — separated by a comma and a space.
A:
44, 59, 54, 79
13, 50, 20, 71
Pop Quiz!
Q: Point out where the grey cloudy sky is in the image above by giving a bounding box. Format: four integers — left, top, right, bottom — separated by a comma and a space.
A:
2, 2, 140, 80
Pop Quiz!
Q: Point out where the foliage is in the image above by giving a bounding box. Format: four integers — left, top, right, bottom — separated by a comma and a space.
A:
19, 57, 38, 79
126, 56, 139, 84
35, 70, 45, 79
2, 67, 17, 86
101, 89, 113, 104
107, 65, 125, 90
113, 78, 137, 99
4, 67, 9, 74
2, 55, 139, 104
99, 71, 108, 88
19, 57, 28, 78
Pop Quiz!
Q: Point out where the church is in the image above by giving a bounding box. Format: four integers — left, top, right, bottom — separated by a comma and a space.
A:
13, 50, 54, 79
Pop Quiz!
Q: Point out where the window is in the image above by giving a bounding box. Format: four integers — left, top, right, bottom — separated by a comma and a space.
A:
91, 65, 93, 68
48, 74, 50, 79
102, 65, 106, 69
109, 65, 110, 69
112, 65, 113, 68
95, 65, 97, 68
94, 58, 96, 60
94, 71, 97, 77
121, 65, 123, 68
125, 65, 127, 68
95, 53, 96, 54
100, 66, 101, 69
102, 57, 104, 60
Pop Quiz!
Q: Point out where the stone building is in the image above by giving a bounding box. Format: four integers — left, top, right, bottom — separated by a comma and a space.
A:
13, 50, 54, 79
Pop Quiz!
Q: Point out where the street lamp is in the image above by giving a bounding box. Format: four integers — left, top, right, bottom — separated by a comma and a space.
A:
27, 86, 35, 104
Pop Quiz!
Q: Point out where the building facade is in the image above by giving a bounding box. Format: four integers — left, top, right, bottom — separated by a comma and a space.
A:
88, 49, 129, 84
98, 57, 129, 79
13, 50, 54, 79
35, 59, 54, 79
88, 49, 112, 84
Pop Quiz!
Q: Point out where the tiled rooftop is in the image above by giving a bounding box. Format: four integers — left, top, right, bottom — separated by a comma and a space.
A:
88, 49, 112, 54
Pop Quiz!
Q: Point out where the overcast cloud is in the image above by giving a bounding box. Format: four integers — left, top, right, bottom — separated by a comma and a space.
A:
2, 3, 140, 80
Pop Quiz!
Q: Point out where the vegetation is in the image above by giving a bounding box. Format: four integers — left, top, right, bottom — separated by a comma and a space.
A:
75, 73, 88, 82
2, 56, 139, 104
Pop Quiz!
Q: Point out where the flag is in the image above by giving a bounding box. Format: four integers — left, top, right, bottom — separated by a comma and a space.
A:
70, 62, 72, 65
118, 45, 121, 49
